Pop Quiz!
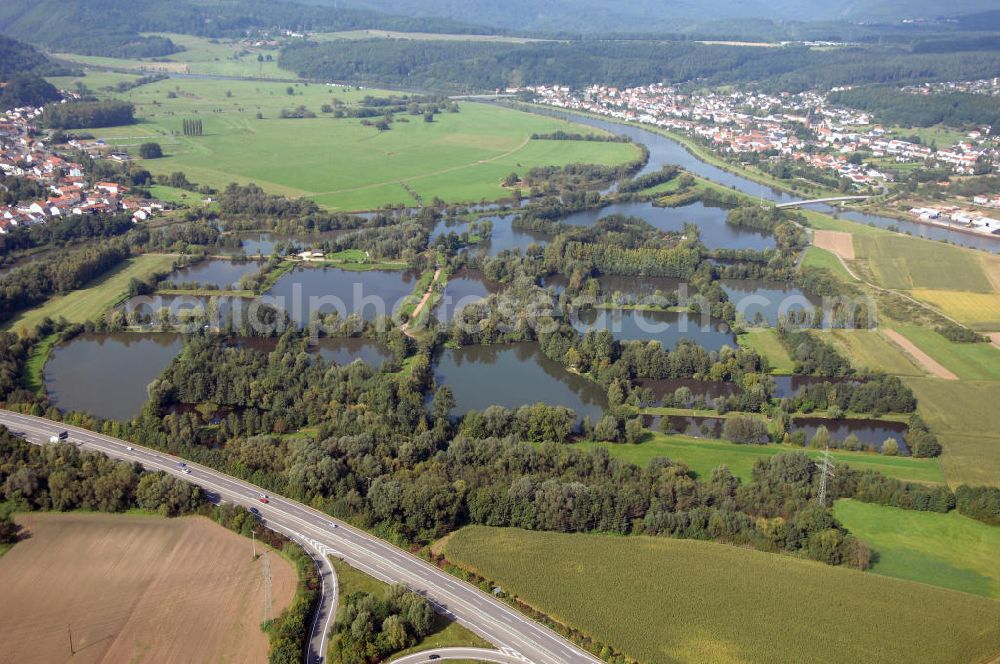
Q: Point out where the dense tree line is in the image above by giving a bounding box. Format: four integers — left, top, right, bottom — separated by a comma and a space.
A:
219, 182, 322, 219
617, 165, 681, 194
531, 130, 631, 143
0, 331, 31, 402
0, 239, 130, 324
782, 374, 916, 415
182, 118, 203, 136
41, 100, 135, 129
778, 327, 854, 376
726, 205, 783, 232
0, 427, 200, 515
955, 485, 1000, 526
329, 584, 436, 663
0, 211, 135, 255
829, 86, 1000, 131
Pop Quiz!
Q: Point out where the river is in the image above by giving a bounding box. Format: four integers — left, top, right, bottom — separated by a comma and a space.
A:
535, 107, 1000, 252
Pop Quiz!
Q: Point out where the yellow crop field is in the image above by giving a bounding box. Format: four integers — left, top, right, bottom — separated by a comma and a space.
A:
910, 289, 1000, 329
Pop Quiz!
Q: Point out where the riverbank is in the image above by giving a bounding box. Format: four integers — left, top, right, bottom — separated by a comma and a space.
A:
519, 103, 838, 200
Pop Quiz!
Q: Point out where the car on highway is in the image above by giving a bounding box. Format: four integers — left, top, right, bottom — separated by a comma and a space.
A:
259, 495, 269, 504
177, 461, 186, 468
329, 522, 338, 529
250, 507, 261, 517
126, 446, 133, 451
429, 656, 440, 660
182, 468, 191, 474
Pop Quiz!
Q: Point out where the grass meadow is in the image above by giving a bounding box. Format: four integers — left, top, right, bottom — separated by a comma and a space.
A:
799, 209, 892, 236
905, 377, 1000, 487
800, 245, 858, 282
5, 254, 177, 332
833, 499, 1000, 598
853, 235, 997, 292
52, 33, 292, 79
79, 78, 638, 210
891, 325, 1000, 381
575, 432, 945, 484
737, 329, 794, 373
444, 526, 1000, 664
818, 328, 927, 376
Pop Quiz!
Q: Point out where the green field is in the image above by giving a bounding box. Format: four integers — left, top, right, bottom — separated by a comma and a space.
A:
5, 254, 177, 332
575, 432, 945, 484
21, 332, 60, 394
83, 79, 638, 210
905, 377, 1000, 487
890, 125, 969, 149
853, 235, 995, 292
46, 70, 144, 91
800, 246, 858, 283
52, 33, 293, 79
817, 328, 926, 376
833, 499, 1000, 598
444, 526, 1000, 664
737, 329, 793, 373
328, 557, 489, 660
892, 325, 1000, 381
799, 209, 891, 236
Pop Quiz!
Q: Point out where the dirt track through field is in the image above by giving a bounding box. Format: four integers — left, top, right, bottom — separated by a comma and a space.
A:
813, 230, 855, 260
402, 267, 442, 337
883, 329, 958, 380
0, 513, 295, 664
989, 332, 1000, 352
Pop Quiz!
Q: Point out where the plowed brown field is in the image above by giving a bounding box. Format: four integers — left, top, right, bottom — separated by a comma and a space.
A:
0, 513, 295, 664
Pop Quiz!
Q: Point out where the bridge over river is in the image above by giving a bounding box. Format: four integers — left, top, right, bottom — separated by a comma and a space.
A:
775, 195, 871, 209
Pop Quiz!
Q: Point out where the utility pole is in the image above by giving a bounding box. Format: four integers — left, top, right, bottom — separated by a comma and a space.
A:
262, 551, 273, 623
817, 444, 835, 507
67, 623, 75, 655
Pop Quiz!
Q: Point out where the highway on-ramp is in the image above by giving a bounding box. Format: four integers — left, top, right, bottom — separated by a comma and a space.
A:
390, 646, 532, 663
0, 410, 599, 664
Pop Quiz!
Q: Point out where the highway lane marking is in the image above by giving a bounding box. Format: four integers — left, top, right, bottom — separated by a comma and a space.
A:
2, 413, 601, 664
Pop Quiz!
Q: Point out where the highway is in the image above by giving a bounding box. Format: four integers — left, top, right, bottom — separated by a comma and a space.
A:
0, 410, 599, 664
390, 647, 531, 663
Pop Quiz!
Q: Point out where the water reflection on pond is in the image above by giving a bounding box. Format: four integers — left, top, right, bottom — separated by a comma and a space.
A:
165, 259, 263, 289
572, 308, 736, 351
433, 342, 606, 421
433, 269, 503, 323
43, 333, 183, 421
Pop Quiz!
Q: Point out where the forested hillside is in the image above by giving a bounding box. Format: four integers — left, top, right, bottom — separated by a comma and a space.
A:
335, 0, 998, 32
0, 0, 486, 57
828, 86, 1000, 129
0, 36, 65, 109
279, 38, 1000, 92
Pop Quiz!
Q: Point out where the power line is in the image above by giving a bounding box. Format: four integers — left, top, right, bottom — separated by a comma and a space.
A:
817, 444, 836, 507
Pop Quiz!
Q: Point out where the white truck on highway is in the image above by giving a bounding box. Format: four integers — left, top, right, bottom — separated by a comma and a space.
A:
49, 431, 69, 443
